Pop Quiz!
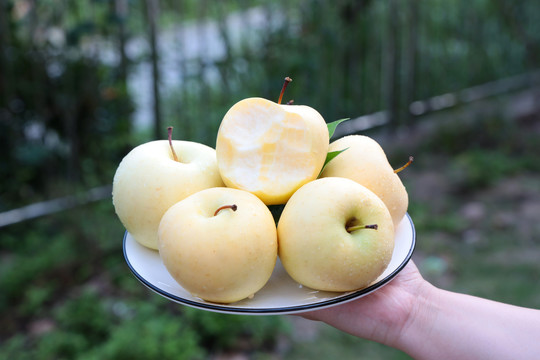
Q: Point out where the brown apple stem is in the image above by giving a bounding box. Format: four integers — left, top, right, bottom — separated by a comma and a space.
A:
214, 204, 238, 216
394, 156, 414, 174
346, 224, 378, 233
167, 126, 179, 162
278, 77, 292, 104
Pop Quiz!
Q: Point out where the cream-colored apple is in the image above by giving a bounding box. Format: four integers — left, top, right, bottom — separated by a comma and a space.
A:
277, 177, 395, 292
112, 138, 224, 250
215, 93, 329, 205
158, 187, 277, 304
320, 135, 409, 228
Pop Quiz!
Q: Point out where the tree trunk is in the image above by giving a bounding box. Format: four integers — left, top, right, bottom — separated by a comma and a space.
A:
383, 0, 400, 130
115, 0, 129, 87
403, 0, 419, 126
0, 0, 9, 104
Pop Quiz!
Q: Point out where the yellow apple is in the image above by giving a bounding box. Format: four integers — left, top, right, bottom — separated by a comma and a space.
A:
277, 177, 395, 292
112, 139, 224, 250
158, 187, 278, 304
215, 96, 329, 205
320, 135, 409, 228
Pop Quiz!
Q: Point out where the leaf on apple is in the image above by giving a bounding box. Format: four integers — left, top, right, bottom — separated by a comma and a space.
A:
318, 148, 348, 178
327, 118, 350, 138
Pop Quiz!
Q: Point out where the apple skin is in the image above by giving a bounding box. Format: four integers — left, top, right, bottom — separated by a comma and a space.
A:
320, 135, 408, 228
112, 140, 224, 250
277, 177, 394, 292
215, 97, 329, 205
158, 187, 278, 304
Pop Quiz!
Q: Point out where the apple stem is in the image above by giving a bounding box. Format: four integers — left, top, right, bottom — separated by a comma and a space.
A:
167, 126, 179, 162
346, 224, 378, 233
278, 77, 292, 104
214, 204, 238, 216
394, 156, 414, 174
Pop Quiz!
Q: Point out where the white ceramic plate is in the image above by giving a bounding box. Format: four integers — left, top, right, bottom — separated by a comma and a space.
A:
123, 213, 416, 315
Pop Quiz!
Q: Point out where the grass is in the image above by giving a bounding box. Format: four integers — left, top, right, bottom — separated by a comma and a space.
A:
284, 324, 410, 360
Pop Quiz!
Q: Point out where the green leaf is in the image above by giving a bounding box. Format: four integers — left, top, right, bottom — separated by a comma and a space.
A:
327, 118, 350, 138
318, 148, 348, 178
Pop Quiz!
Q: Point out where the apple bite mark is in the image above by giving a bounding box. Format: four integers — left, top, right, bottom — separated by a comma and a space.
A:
394, 156, 414, 174
167, 126, 179, 162
215, 79, 329, 205
213, 204, 238, 216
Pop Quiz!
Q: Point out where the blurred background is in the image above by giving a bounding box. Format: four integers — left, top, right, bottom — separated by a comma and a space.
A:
1, 0, 539, 358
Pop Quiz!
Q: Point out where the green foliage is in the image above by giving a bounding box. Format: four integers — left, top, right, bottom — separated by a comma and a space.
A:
19, 285, 57, 317
37, 331, 90, 360
451, 149, 540, 190
161, 84, 232, 147
0, 0, 133, 210
284, 322, 409, 360
417, 115, 540, 191
54, 290, 110, 344
81, 301, 206, 360
183, 308, 289, 352
0, 231, 76, 310
0, 335, 32, 360
408, 200, 466, 235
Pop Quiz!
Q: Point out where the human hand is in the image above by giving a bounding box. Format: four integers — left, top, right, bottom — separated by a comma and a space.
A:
301, 259, 540, 360
299, 260, 431, 348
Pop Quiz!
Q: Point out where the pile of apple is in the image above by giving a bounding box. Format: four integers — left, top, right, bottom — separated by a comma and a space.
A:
112, 77, 411, 304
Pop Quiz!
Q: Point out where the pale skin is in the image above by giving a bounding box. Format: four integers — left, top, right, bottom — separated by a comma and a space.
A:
300, 261, 540, 360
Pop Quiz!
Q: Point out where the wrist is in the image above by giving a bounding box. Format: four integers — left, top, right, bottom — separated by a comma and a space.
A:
391, 280, 441, 357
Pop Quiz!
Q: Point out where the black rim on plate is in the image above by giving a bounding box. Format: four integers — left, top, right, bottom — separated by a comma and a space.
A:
123, 213, 416, 315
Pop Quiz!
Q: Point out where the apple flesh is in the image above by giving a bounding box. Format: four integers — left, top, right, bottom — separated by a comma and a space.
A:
215, 97, 329, 205
158, 187, 278, 304
277, 177, 395, 292
320, 135, 408, 228
112, 140, 224, 250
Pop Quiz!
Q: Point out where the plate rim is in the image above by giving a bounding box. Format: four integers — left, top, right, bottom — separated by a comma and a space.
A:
123, 213, 416, 315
